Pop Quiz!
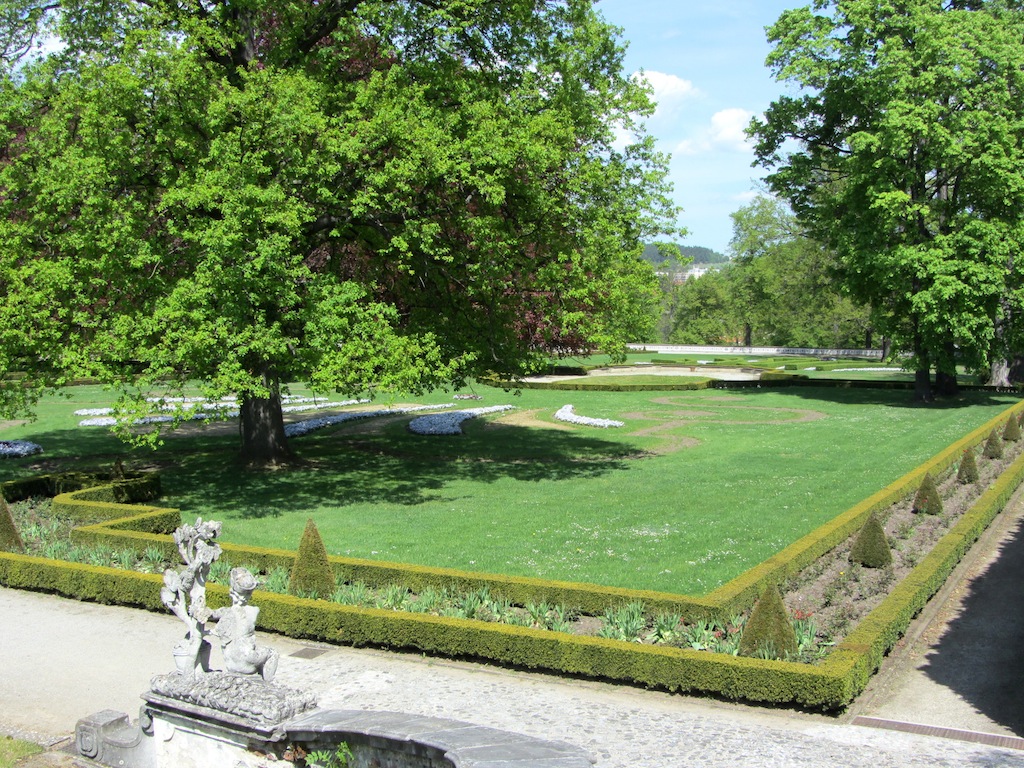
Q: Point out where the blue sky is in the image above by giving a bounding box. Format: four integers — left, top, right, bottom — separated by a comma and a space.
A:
595, 0, 800, 254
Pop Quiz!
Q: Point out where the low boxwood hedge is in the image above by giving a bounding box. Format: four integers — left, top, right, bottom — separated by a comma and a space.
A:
499, 379, 715, 393
2, 399, 1023, 709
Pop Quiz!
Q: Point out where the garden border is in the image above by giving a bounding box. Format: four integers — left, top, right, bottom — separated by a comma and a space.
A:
2, 400, 1023, 709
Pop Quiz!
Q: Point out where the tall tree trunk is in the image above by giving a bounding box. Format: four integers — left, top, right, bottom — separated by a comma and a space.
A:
239, 367, 293, 466
934, 369, 959, 397
990, 358, 1011, 387
913, 329, 932, 402
989, 294, 1017, 387
743, 322, 752, 347
935, 340, 959, 397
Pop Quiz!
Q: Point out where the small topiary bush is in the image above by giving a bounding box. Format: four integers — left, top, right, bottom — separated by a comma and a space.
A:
1003, 417, 1021, 443
288, 518, 335, 598
983, 428, 1004, 459
849, 512, 892, 568
912, 472, 942, 515
0, 496, 24, 553
738, 584, 797, 659
956, 449, 980, 485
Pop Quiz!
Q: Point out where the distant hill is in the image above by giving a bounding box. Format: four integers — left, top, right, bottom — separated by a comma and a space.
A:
641, 243, 729, 269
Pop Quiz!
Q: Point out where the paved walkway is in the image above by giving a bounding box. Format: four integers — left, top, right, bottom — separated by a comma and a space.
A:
5, 500, 1024, 767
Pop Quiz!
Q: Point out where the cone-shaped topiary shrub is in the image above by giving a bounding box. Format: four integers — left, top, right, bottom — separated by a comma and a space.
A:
849, 512, 892, 568
912, 472, 942, 515
956, 448, 979, 485
0, 495, 24, 553
983, 428, 1004, 459
1003, 416, 1021, 443
738, 584, 798, 659
288, 518, 335, 598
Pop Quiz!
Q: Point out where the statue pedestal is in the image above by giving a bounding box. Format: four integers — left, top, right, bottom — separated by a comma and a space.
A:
144, 692, 297, 768
76, 672, 317, 768
77, 695, 595, 768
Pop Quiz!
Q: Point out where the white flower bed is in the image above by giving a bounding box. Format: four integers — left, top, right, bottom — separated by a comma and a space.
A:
74, 408, 115, 416
78, 397, 370, 427
553, 405, 624, 429
0, 440, 43, 458
79, 411, 233, 427
408, 405, 514, 435
286, 404, 454, 438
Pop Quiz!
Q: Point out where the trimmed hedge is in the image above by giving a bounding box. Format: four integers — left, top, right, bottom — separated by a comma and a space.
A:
2, 399, 1024, 710
2, 471, 161, 507
501, 379, 715, 393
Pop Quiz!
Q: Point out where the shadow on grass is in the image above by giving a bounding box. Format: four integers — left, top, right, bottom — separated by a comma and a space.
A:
0, 425, 154, 478
919, 515, 1024, 736
19, 418, 644, 521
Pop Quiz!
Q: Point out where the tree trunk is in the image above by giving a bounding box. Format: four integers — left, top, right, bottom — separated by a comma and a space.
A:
913, 330, 932, 402
865, 328, 873, 349
743, 323, 752, 347
914, 367, 933, 401
239, 368, 294, 466
934, 340, 959, 397
990, 358, 1011, 387
934, 369, 959, 397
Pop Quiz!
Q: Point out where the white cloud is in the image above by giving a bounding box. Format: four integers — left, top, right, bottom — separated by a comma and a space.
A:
631, 70, 699, 117
675, 108, 756, 155
710, 108, 755, 151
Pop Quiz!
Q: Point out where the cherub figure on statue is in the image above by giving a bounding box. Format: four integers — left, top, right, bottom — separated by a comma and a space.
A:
209, 567, 279, 682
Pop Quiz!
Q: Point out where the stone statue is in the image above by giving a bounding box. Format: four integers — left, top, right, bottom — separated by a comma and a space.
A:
209, 567, 279, 681
150, 519, 316, 727
160, 517, 221, 676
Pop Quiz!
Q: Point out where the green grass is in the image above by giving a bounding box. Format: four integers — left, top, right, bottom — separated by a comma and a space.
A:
0, 736, 42, 767
4, 382, 1018, 596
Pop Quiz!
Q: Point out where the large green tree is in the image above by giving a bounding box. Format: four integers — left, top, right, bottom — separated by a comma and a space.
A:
751, 0, 1024, 398
0, 0, 675, 463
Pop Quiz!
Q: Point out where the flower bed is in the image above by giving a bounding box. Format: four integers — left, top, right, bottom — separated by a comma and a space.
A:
285, 404, 455, 438
0, 440, 42, 458
553, 405, 624, 428
77, 397, 372, 427
408, 406, 515, 435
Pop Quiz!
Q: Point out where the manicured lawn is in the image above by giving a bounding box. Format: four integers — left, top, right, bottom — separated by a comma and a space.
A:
4, 382, 1017, 595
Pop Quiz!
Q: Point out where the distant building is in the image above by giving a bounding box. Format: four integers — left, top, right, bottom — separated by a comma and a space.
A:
654, 264, 719, 285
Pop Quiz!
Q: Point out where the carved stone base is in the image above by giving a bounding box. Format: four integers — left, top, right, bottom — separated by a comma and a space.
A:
78, 703, 595, 768
149, 671, 317, 727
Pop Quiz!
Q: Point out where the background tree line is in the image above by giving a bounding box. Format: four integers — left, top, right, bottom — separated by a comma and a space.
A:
654, 195, 872, 350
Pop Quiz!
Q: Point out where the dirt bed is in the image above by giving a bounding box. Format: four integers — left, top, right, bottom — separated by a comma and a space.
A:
783, 432, 1024, 647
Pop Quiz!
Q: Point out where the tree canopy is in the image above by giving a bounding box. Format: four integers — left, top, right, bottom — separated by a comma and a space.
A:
0, 0, 677, 462
750, 0, 1024, 398
662, 195, 870, 348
